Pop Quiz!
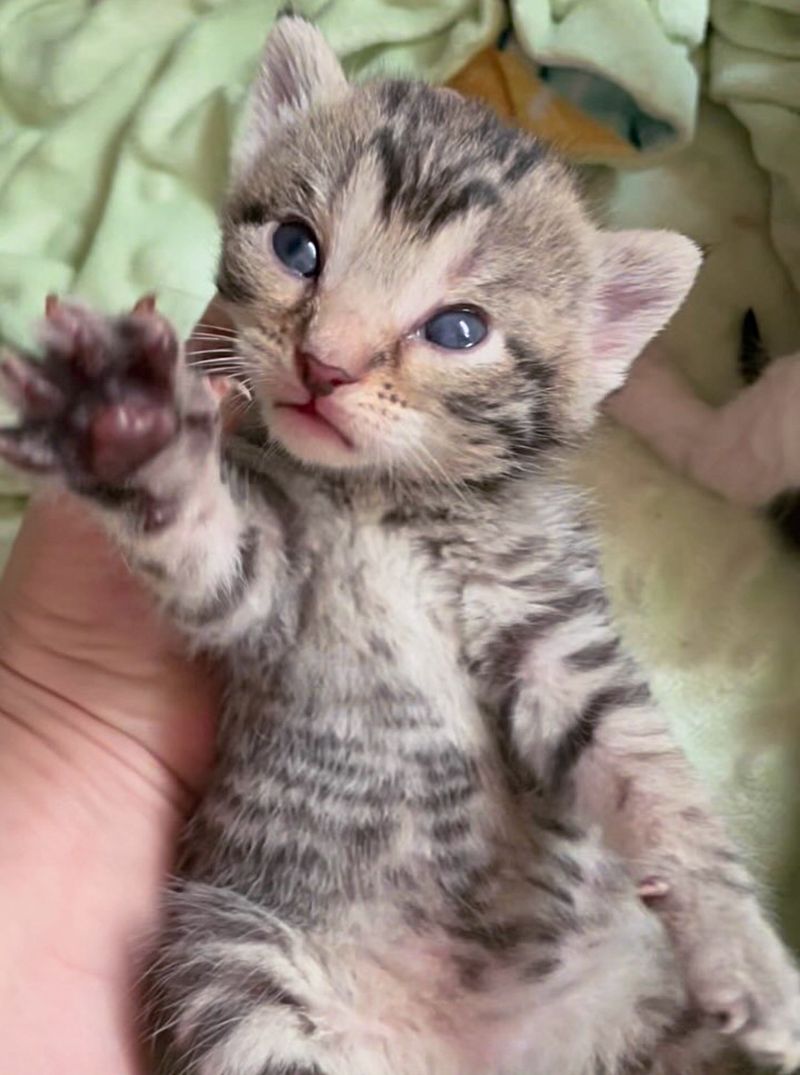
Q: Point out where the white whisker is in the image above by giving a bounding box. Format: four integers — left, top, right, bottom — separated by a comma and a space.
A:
229, 380, 254, 402
193, 322, 238, 337
413, 440, 472, 507
187, 347, 239, 357
188, 361, 240, 370
188, 358, 243, 367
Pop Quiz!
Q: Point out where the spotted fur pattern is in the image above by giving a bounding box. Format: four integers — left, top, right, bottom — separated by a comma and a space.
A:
2, 15, 799, 1075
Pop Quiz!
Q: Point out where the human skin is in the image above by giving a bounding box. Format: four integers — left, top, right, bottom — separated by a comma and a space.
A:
0, 493, 216, 1075
0, 300, 233, 1075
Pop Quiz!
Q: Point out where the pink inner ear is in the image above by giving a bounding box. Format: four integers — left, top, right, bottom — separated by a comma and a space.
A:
592, 278, 672, 361
590, 230, 701, 364
599, 278, 665, 324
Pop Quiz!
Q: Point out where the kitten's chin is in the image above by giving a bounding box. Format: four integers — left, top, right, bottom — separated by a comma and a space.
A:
266, 402, 361, 470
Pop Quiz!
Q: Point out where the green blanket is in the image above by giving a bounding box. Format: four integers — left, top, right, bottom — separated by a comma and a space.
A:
1, 0, 799, 1026
0, 0, 507, 352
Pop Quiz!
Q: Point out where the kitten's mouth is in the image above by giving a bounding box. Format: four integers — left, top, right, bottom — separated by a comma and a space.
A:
274, 397, 354, 451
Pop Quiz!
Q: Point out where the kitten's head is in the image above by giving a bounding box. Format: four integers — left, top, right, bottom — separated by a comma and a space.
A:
218, 15, 700, 487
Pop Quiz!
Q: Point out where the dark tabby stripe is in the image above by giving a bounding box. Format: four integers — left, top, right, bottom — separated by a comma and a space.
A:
407, 745, 478, 783
502, 142, 547, 184
424, 178, 499, 235
430, 816, 472, 843
373, 126, 404, 221
236, 201, 270, 227
182, 969, 310, 1054
550, 682, 650, 786
506, 336, 555, 387
524, 873, 575, 908
535, 814, 584, 841
477, 112, 518, 166
415, 780, 476, 811
566, 638, 620, 670
522, 954, 561, 981
450, 914, 564, 953
495, 690, 538, 794
543, 587, 606, 621
216, 258, 257, 304
378, 78, 413, 114
482, 587, 607, 685
372, 124, 499, 235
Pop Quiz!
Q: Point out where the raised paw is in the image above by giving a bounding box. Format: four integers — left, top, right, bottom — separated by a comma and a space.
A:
0, 296, 217, 492
654, 882, 800, 1073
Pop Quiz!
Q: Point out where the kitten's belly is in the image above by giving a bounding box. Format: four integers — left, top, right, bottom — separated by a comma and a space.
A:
183, 545, 682, 1073
204, 626, 506, 918
195, 534, 509, 911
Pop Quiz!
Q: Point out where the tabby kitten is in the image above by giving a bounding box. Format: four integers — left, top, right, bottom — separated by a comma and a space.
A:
2, 15, 800, 1075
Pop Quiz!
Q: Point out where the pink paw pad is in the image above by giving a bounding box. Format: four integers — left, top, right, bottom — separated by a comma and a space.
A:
0, 294, 185, 485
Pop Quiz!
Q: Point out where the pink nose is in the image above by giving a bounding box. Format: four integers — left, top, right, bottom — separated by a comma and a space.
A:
297, 350, 356, 398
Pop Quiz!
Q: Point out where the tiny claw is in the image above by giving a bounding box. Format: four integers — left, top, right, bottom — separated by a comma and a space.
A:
638, 877, 670, 904
231, 378, 252, 402
133, 294, 157, 315
45, 293, 60, 317
40, 303, 108, 377
0, 350, 64, 419
0, 349, 21, 405
131, 317, 178, 388
0, 428, 57, 473
707, 993, 752, 1036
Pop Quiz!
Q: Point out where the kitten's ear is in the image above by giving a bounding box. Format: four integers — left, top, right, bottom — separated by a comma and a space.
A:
232, 15, 347, 177
589, 229, 701, 397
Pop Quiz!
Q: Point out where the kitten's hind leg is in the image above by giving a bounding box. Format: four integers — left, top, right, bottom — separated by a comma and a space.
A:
145, 881, 333, 1075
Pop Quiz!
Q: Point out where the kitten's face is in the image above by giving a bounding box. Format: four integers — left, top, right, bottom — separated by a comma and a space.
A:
218, 17, 700, 488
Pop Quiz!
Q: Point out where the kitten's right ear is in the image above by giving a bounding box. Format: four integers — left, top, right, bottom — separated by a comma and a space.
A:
231, 15, 347, 177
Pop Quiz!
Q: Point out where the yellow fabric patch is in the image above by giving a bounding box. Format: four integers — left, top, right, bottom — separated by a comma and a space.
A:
447, 46, 637, 162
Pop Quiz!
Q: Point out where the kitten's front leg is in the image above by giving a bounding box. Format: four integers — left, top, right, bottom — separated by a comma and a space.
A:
493, 609, 800, 1072
0, 299, 277, 644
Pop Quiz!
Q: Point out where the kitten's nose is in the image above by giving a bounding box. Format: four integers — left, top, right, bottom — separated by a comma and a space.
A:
296, 350, 356, 398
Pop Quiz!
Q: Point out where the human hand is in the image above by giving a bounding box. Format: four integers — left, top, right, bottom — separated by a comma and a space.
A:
0, 298, 232, 1075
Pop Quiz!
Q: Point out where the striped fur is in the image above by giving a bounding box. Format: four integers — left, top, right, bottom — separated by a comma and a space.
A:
1, 15, 798, 1075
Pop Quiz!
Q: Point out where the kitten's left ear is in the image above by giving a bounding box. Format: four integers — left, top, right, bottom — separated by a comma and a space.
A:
232, 15, 348, 178
589, 229, 701, 398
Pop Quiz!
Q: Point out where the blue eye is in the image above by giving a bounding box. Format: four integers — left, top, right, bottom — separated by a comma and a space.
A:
423, 307, 488, 350
272, 221, 320, 279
